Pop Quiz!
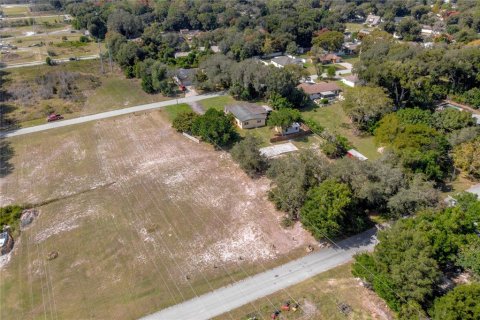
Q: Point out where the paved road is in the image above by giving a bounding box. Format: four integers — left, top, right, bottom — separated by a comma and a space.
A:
1, 54, 99, 69
1, 92, 225, 138
141, 228, 377, 320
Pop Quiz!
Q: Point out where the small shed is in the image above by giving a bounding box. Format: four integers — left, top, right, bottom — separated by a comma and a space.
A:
276, 122, 301, 135
341, 75, 360, 88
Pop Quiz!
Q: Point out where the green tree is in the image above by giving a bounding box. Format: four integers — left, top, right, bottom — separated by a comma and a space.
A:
312, 30, 344, 52
341, 86, 393, 132
172, 111, 198, 133
457, 237, 480, 278
432, 109, 474, 132
268, 92, 294, 110
267, 150, 328, 220
326, 65, 336, 78
230, 135, 268, 177
300, 179, 362, 239
397, 17, 421, 41
431, 284, 480, 320
191, 109, 238, 147
267, 108, 302, 132
453, 138, 480, 179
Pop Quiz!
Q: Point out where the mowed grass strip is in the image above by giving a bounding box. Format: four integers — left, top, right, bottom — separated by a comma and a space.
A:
212, 263, 393, 320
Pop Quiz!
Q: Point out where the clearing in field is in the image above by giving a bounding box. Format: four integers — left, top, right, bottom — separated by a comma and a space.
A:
213, 263, 394, 320
0, 110, 314, 319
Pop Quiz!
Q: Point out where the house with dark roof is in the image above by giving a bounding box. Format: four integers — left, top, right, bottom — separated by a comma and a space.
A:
173, 68, 197, 87
270, 55, 305, 68
297, 82, 342, 100
224, 104, 270, 129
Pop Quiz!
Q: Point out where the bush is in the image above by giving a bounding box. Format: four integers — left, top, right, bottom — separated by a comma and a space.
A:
320, 133, 351, 158
0, 205, 23, 233
191, 109, 238, 147
45, 56, 54, 66
79, 35, 90, 43
230, 135, 268, 177
172, 111, 198, 133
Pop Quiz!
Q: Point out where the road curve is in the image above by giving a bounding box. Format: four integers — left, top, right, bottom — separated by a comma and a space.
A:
140, 228, 377, 320
1, 92, 226, 138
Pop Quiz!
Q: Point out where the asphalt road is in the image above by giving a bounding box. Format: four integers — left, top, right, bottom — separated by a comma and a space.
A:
0, 92, 225, 138
140, 228, 377, 320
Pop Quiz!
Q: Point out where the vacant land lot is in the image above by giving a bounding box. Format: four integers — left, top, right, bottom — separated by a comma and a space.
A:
1, 5, 30, 17
213, 263, 394, 320
0, 111, 314, 319
1, 60, 170, 128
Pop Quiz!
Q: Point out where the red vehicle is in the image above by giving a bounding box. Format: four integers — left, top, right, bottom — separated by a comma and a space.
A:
47, 114, 64, 122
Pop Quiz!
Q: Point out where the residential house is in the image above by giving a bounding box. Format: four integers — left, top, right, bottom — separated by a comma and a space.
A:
342, 42, 360, 55
346, 149, 368, 161
421, 25, 434, 37
270, 55, 305, 68
297, 82, 342, 101
341, 75, 360, 87
224, 104, 270, 129
173, 68, 197, 87
364, 14, 381, 27
319, 53, 342, 64
174, 51, 191, 59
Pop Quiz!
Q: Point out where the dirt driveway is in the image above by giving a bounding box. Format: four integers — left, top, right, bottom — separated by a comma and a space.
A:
0, 109, 313, 319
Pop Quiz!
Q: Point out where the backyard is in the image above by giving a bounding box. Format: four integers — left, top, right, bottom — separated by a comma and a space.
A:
0, 110, 314, 319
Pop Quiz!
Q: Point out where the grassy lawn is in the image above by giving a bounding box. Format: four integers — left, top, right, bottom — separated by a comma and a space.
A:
213, 262, 393, 320
301, 103, 379, 160
162, 103, 192, 121
198, 95, 237, 111
341, 55, 360, 65
345, 23, 366, 32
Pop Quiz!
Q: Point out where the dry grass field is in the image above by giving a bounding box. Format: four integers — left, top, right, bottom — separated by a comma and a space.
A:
0, 110, 315, 319
213, 263, 394, 320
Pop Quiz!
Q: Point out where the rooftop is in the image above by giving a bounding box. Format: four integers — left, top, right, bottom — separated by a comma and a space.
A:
225, 104, 268, 122
297, 82, 341, 95
271, 55, 303, 67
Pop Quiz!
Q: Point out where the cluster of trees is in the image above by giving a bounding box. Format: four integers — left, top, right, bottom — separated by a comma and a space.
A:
355, 31, 480, 109
352, 194, 480, 319
374, 107, 477, 181
172, 109, 238, 147
195, 54, 309, 107
267, 150, 439, 233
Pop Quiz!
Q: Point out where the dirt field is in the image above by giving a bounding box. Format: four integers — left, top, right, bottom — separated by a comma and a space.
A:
0, 110, 315, 319
213, 263, 395, 320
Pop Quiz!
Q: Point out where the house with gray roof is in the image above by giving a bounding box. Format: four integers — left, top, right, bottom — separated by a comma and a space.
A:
224, 104, 270, 129
270, 55, 305, 68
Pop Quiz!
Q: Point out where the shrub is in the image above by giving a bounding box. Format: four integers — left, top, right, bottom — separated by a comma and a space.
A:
0, 205, 23, 233
172, 111, 198, 133
230, 135, 268, 177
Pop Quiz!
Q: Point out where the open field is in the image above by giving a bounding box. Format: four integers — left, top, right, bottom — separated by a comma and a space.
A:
1, 60, 170, 128
212, 263, 394, 320
1, 5, 30, 17
0, 111, 314, 319
302, 103, 379, 160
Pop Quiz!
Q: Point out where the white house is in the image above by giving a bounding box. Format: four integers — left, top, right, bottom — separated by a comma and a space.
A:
341, 75, 360, 87
224, 104, 269, 129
